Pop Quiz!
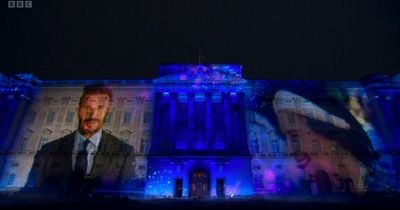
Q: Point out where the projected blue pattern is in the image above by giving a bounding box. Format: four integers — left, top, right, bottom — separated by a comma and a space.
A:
0, 73, 36, 154
146, 158, 253, 198
157, 64, 242, 81
155, 64, 247, 91
243, 79, 400, 195
145, 162, 176, 197
0, 68, 400, 198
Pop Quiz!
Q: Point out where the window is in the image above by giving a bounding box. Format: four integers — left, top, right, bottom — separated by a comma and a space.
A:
269, 131, 280, 153
38, 129, 52, 151
65, 111, 74, 123
7, 174, 16, 186
47, 111, 56, 123
291, 135, 301, 153
123, 112, 131, 124
37, 137, 48, 150
271, 138, 280, 153
248, 132, 259, 154
311, 138, 321, 154
143, 112, 152, 124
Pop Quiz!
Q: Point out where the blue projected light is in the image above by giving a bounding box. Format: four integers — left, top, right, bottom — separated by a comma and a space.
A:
157, 64, 242, 79
1, 67, 400, 199
178, 93, 188, 102
211, 93, 221, 103
146, 158, 253, 198
194, 93, 205, 102
155, 64, 246, 86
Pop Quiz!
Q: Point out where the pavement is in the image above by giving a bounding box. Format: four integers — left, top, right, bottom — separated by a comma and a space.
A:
1, 193, 400, 210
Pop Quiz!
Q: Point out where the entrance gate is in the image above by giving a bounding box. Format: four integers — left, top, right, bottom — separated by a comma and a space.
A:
190, 171, 209, 198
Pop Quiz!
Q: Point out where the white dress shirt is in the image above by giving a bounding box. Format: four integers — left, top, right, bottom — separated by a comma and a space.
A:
72, 130, 102, 175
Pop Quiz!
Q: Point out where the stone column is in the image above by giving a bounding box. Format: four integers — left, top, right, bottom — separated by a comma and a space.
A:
188, 93, 194, 150
223, 93, 232, 151
169, 93, 176, 150
206, 93, 212, 150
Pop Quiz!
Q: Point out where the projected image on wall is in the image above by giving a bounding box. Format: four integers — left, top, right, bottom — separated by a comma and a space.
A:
245, 84, 398, 195
0, 84, 152, 197
0, 66, 399, 199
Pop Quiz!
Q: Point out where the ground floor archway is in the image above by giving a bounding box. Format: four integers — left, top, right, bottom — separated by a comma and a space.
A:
315, 170, 332, 194
190, 171, 210, 198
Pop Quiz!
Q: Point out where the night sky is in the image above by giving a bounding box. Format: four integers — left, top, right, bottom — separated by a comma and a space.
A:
1, 0, 400, 81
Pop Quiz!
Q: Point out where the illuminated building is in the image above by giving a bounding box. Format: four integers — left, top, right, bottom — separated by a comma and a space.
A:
0, 64, 399, 198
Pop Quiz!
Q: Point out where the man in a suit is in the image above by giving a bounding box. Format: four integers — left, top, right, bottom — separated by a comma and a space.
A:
24, 84, 137, 196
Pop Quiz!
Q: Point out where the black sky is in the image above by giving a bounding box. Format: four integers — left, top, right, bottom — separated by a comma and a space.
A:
1, 0, 400, 81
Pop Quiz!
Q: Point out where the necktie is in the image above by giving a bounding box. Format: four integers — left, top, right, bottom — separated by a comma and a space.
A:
75, 139, 90, 176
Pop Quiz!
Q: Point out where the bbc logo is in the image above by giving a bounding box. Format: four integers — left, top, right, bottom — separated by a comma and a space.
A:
8, 1, 32, 8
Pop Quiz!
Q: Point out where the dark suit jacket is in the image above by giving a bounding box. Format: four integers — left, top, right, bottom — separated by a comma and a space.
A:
24, 130, 137, 195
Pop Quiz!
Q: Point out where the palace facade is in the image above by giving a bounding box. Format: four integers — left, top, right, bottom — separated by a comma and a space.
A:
0, 64, 399, 198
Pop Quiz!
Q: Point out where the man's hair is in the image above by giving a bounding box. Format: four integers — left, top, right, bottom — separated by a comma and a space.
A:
79, 84, 113, 106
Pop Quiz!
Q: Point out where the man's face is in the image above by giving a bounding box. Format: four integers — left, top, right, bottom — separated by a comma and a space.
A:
78, 94, 110, 138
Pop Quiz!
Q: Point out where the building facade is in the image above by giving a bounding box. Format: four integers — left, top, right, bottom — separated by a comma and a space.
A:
0, 64, 399, 197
